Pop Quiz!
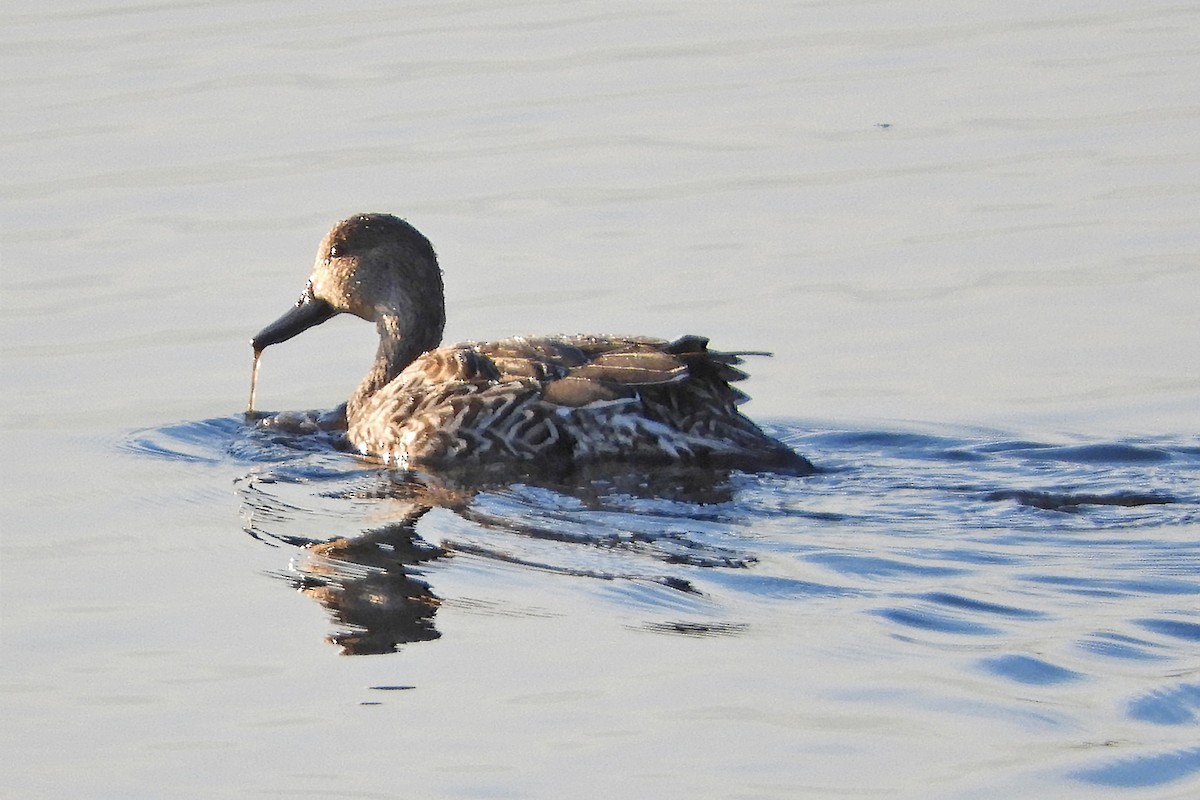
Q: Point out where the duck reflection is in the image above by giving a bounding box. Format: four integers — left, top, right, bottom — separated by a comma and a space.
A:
237, 441, 751, 656
287, 509, 444, 656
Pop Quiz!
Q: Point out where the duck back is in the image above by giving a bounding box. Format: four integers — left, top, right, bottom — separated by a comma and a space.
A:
348, 334, 813, 475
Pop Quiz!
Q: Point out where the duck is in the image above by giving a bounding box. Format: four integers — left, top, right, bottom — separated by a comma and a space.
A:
251, 213, 814, 475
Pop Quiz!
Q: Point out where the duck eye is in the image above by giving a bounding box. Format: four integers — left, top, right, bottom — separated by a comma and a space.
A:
328, 245, 340, 258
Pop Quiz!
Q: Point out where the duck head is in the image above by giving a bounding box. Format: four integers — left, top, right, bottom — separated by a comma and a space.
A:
252, 213, 446, 356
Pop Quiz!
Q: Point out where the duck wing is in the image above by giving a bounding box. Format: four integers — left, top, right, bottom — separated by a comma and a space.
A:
469, 334, 759, 412
358, 334, 807, 473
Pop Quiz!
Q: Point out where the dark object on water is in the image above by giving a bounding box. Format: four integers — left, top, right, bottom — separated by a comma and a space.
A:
985, 489, 1175, 512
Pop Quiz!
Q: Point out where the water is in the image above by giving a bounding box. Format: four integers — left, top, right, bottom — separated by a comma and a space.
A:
118, 416, 1200, 797
2, 1, 1199, 797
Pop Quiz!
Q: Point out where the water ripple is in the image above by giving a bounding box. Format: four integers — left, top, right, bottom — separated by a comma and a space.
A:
123, 415, 1200, 792
1072, 746, 1200, 788
1128, 683, 1200, 726
1137, 617, 1200, 642
873, 605, 1003, 637
979, 654, 1084, 685
1077, 632, 1170, 661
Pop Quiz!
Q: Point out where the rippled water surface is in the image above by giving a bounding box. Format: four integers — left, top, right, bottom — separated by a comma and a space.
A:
2, 1, 1198, 798
115, 415, 1200, 796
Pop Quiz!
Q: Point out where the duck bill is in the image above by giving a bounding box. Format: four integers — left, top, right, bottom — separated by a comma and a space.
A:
252, 294, 337, 353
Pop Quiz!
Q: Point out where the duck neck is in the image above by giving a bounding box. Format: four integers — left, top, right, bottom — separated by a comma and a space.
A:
349, 310, 444, 416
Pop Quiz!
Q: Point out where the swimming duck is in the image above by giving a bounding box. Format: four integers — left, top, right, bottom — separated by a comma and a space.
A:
251, 213, 813, 475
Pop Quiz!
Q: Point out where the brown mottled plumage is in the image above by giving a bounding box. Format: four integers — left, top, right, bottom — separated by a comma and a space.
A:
252, 213, 813, 475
